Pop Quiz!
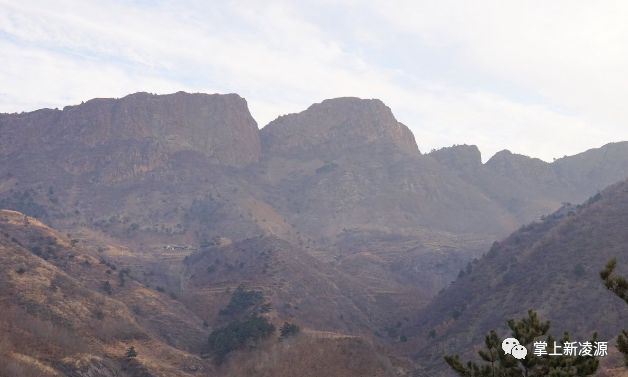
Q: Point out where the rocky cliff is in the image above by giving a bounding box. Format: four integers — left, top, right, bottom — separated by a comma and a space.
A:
0, 92, 261, 171
261, 97, 418, 158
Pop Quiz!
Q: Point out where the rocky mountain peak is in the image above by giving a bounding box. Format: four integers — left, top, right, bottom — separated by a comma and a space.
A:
1, 91, 261, 167
485, 149, 552, 178
428, 144, 482, 171
260, 97, 419, 158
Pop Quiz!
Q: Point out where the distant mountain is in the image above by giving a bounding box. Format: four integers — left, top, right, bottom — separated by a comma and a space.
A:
1, 92, 628, 367
2, 92, 627, 247
408, 179, 628, 375
430, 142, 628, 226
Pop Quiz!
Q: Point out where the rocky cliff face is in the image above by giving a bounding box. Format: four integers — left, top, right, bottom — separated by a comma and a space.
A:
429, 144, 483, 172
0, 92, 261, 169
261, 97, 418, 158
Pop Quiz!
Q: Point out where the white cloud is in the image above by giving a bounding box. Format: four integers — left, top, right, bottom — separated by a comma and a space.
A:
1, 0, 627, 161
370, 1, 628, 150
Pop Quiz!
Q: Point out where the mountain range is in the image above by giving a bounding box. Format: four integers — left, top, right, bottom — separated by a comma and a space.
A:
1, 91, 627, 376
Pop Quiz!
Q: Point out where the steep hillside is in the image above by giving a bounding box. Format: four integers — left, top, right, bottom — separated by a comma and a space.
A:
0, 210, 404, 377
0, 210, 212, 376
408, 180, 628, 375
215, 329, 400, 377
179, 235, 429, 337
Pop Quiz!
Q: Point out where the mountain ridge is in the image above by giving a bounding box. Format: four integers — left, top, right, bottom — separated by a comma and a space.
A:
2, 91, 628, 376
261, 97, 419, 158
0, 91, 261, 168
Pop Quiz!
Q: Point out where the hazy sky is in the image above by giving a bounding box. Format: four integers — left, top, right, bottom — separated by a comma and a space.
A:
2, 1, 628, 161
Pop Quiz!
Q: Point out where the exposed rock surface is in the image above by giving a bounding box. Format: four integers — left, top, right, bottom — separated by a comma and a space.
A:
261, 97, 419, 158
0, 92, 261, 171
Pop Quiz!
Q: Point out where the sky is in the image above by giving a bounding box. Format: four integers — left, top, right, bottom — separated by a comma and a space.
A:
1, 0, 628, 162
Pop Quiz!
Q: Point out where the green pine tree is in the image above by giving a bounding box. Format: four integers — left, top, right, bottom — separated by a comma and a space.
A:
600, 258, 628, 367
445, 310, 599, 377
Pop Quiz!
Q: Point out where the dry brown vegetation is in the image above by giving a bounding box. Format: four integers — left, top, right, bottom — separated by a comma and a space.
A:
0, 209, 406, 376
210, 330, 400, 377
2, 93, 628, 376
410, 180, 628, 376
0, 210, 210, 376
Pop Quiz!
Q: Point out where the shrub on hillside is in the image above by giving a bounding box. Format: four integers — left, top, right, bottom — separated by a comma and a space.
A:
219, 286, 263, 318
279, 322, 300, 339
207, 315, 275, 364
125, 346, 138, 358
101, 281, 113, 295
